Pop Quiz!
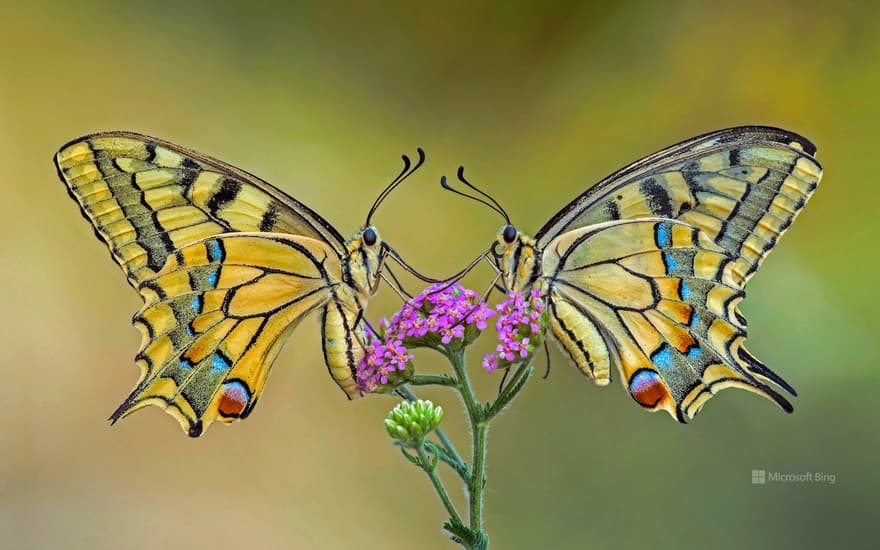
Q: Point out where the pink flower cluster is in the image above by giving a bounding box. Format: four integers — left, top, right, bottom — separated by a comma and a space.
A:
481, 289, 548, 374
355, 283, 496, 393
355, 332, 414, 394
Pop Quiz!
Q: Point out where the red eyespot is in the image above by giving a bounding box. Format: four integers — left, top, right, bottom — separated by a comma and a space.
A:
218, 380, 251, 417
628, 370, 668, 409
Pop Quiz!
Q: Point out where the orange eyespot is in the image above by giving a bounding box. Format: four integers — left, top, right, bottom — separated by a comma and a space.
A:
628, 370, 669, 409
218, 380, 251, 418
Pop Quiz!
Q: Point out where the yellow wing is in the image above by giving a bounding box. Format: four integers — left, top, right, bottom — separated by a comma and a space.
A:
55, 131, 347, 288
541, 219, 794, 422
115, 233, 342, 436
534, 126, 822, 288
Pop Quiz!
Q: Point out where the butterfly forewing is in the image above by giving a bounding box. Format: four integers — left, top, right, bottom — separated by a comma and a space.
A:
534, 126, 822, 288
55, 131, 347, 288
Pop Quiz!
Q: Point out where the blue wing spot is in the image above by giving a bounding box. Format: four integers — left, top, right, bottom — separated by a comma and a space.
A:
689, 311, 700, 328
179, 358, 194, 370
680, 281, 691, 299
655, 222, 672, 248
185, 324, 194, 336
190, 295, 202, 313
687, 346, 703, 360
211, 352, 232, 374
663, 252, 678, 274
208, 240, 224, 262
651, 344, 673, 371
206, 269, 219, 288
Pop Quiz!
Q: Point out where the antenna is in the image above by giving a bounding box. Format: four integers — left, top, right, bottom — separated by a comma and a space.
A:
440, 166, 510, 224
365, 148, 426, 225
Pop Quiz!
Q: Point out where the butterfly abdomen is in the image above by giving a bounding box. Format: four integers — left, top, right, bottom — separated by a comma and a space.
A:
320, 291, 366, 399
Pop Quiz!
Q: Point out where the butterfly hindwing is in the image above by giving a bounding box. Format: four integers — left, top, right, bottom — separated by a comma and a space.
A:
534, 126, 822, 288
541, 219, 794, 421
55, 131, 347, 288
115, 233, 342, 436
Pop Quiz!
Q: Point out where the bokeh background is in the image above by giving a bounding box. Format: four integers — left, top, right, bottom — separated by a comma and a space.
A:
2, 1, 877, 548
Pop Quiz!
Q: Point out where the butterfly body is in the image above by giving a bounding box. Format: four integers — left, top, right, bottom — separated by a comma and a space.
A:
486, 126, 822, 421
322, 229, 387, 397
56, 132, 411, 436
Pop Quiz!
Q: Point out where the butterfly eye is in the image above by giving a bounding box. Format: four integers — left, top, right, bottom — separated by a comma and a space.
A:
502, 225, 517, 243
363, 228, 377, 246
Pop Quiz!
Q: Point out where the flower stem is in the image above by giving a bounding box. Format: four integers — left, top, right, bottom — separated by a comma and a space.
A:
410, 373, 458, 387
470, 421, 488, 529
417, 445, 464, 529
447, 350, 482, 423
486, 360, 533, 419
447, 350, 490, 548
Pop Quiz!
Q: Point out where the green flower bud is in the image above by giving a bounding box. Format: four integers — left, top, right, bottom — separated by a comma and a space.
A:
384, 399, 444, 446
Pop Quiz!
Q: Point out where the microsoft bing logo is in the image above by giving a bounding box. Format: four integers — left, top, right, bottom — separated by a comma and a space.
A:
750, 469, 836, 485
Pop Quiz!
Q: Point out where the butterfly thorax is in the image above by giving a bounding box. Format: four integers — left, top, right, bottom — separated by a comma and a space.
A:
343, 226, 385, 298
497, 228, 541, 293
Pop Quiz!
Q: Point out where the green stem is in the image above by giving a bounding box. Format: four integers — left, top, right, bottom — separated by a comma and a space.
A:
447, 350, 489, 542
470, 421, 488, 530
417, 446, 464, 528
410, 373, 458, 386
434, 430, 466, 475
486, 360, 533, 419
447, 350, 482, 423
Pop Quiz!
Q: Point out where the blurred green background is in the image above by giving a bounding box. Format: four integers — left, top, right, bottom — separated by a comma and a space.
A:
1, 1, 877, 548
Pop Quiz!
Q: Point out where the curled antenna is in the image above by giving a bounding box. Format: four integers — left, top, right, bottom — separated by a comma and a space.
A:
440, 166, 510, 224
366, 147, 426, 225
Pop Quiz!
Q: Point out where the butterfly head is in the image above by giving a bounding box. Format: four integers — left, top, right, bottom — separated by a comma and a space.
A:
344, 147, 431, 295
439, 167, 538, 289
494, 225, 540, 293
346, 225, 386, 295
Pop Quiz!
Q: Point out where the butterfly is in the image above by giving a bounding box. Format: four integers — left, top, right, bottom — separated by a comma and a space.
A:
55, 132, 432, 436
443, 126, 822, 422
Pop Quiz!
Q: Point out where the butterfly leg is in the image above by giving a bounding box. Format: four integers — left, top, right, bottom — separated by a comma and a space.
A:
541, 341, 552, 380
380, 265, 415, 301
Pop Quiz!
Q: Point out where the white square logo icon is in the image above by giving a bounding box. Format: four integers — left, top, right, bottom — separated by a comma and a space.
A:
752, 470, 766, 484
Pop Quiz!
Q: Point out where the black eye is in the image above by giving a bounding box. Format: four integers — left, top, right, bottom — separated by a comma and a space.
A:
363, 228, 377, 246
502, 225, 517, 243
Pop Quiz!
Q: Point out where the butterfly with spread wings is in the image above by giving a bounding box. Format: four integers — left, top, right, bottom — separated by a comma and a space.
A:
443, 126, 822, 422
55, 132, 433, 436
